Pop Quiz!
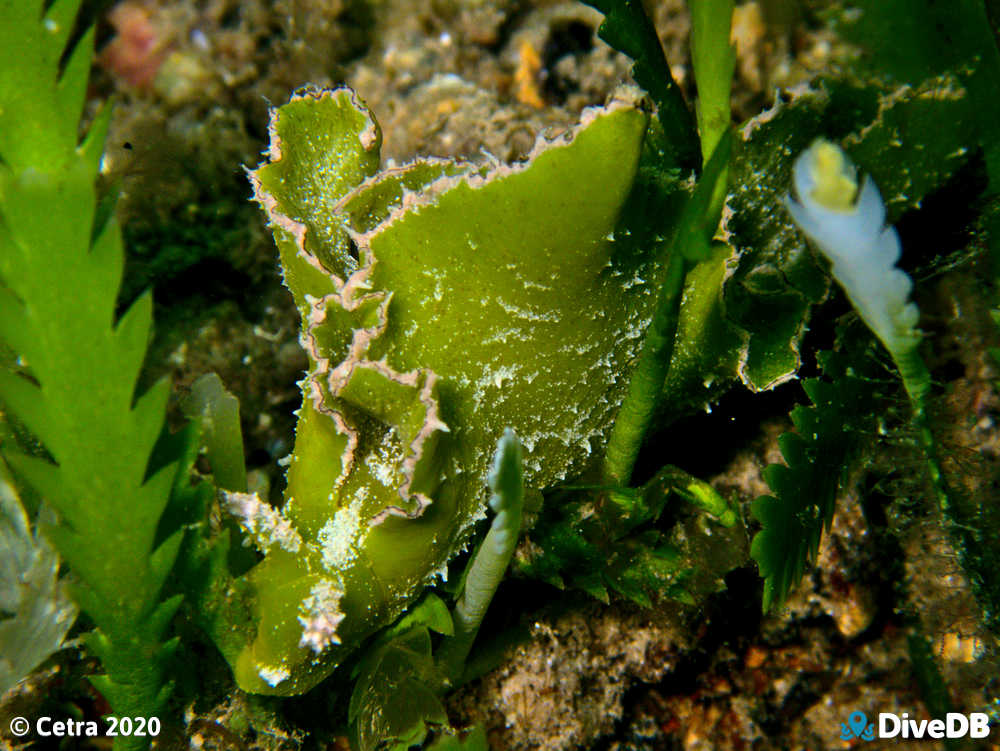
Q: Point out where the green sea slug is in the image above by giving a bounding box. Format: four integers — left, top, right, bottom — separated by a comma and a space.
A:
230, 86, 661, 694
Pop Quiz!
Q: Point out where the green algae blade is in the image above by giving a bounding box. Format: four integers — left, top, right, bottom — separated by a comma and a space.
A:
240, 88, 654, 694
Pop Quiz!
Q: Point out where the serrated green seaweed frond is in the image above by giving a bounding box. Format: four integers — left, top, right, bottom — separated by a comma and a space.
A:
0, 1, 183, 744
750, 334, 888, 611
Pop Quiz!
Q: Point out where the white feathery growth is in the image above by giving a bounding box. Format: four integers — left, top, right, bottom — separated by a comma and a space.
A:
785, 139, 927, 402
297, 578, 345, 654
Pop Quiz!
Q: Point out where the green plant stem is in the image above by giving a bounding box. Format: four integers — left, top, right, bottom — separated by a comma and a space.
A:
437, 431, 523, 685
626, 10, 700, 169
603, 251, 687, 486
896, 349, 948, 511
583, 0, 700, 169
602, 131, 732, 488
913, 407, 950, 513
690, 0, 735, 166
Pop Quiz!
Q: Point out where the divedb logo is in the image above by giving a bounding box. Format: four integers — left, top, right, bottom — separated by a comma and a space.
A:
840, 710, 992, 741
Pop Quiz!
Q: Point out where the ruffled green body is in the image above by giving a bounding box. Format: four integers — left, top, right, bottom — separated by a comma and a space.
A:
236, 88, 655, 694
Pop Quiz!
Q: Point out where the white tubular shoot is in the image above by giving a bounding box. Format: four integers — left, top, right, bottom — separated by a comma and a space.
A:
436, 429, 524, 685
785, 139, 929, 406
